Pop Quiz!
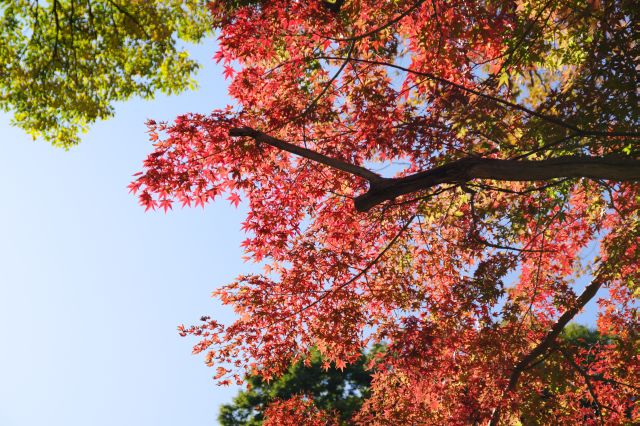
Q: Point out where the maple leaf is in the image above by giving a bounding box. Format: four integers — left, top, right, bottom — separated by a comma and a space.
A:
223, 65, 235, 80
227, 193, 241, 208
214, 366, 228, 380
159, 199, 173, 212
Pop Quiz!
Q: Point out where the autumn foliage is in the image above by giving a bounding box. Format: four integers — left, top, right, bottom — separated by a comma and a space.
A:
132, 1, 639, 424
263, 395, 338, 426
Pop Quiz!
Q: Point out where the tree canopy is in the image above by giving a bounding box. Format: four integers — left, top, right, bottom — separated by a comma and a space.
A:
133, 1, 639, 424
221, 327, 606, 425
0, 0, 210, 147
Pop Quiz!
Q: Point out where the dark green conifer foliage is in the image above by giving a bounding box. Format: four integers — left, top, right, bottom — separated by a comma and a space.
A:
218, 347, 374, 426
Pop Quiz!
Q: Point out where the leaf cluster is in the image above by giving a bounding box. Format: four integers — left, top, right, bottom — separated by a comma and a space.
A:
0, 0, 211, 147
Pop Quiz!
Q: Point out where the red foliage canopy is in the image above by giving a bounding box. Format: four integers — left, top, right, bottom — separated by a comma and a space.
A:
132, 1, 639, 423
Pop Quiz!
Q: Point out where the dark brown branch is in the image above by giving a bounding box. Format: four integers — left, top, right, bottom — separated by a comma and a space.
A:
467, 187, 549, 253
355, 156, 640, 211
283, 40, 355, 130
488, 276, 604, 426
230, 128, 640, 212
229, 127, 383, 182
467, 178, 571, 195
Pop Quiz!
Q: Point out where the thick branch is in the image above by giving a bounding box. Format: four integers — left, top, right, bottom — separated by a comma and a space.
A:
106, 0, 150, 38
230, 127, 640, 212
355, 156, 640, 211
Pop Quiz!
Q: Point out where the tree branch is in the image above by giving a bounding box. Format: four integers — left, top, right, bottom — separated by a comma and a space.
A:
318, 56, 640, 138
106, 0, 150, 38
559, 346, 610, 423
51, 0, 60, 61
355, 156, 640, 211
230, 128, 640, 212
229, 127, 383, 182
488, 276, 604, 426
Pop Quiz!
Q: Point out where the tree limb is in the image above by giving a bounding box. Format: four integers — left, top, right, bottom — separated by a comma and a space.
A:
229, 127, 640, 212
106, 0, 150, 38
488, 276, 604, 426
355, 155, 640, 211
229, 127, 383, 182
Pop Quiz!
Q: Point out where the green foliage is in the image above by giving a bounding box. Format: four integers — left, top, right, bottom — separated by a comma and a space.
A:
561, 323, 603, 347
218, 347, 375, 426
0, 0, 211, 147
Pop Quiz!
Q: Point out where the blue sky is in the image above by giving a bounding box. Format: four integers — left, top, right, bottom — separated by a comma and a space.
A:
0, 38, 601, 426
0, 42, 249, 425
